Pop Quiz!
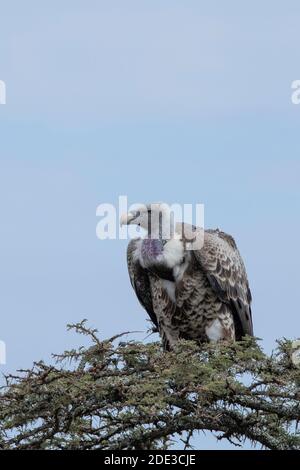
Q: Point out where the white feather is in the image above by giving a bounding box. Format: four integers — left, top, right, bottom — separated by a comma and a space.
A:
162, 239, 184, 268
161, 280, 176, 303
205, 319, 224, 342
173, 255, 190, 282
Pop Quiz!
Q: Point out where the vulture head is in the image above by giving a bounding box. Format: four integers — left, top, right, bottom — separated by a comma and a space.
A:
120, 202, 174, 240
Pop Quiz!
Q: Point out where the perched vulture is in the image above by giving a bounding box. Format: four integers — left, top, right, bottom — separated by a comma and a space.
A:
121, 203, 253, 350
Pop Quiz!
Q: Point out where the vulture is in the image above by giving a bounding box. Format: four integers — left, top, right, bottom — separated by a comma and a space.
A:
121, 203, 253, 350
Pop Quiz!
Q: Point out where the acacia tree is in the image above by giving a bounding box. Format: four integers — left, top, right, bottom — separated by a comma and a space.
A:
0, 321, 300, 450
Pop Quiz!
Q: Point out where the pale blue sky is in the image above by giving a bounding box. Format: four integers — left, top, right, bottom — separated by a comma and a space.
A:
0, 1, 300, 449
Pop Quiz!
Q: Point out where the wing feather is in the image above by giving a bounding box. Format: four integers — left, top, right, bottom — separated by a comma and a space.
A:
193, 229, 253, 339
127, 239, 158, 329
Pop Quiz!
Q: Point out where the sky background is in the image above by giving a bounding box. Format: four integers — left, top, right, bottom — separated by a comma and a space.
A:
0, 1, 300, 449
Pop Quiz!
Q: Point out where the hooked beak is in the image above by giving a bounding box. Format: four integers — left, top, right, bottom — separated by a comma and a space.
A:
120, 212, 136, 227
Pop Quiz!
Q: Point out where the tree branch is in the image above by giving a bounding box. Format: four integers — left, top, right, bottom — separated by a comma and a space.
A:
0, 321, 300, 450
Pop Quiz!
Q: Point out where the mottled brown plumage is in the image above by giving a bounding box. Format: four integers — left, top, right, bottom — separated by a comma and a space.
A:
123, 204, 253, 350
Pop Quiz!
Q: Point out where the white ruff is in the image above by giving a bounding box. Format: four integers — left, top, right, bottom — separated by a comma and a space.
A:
135, 237, 188, 304
162, 239, 184, 268
161, 240, 190, 303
